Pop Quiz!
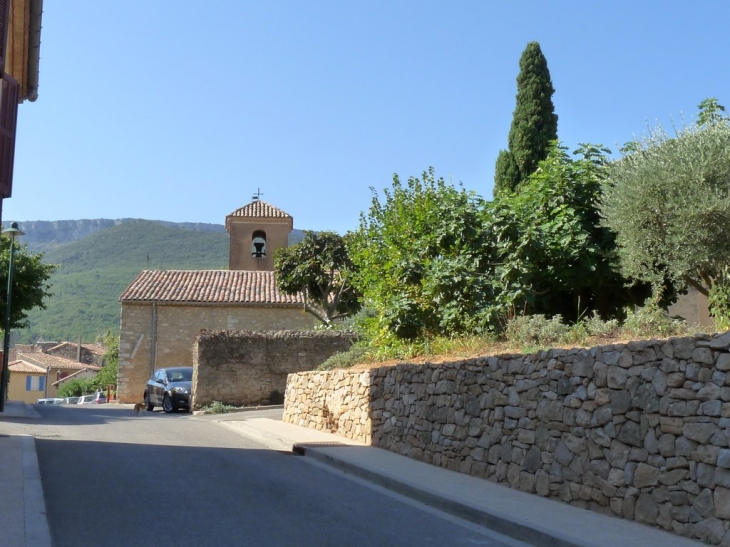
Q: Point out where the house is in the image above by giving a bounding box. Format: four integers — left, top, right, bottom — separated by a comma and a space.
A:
7, 360, 45, 403
9, 350, 101, 400
116, 200, 317, 404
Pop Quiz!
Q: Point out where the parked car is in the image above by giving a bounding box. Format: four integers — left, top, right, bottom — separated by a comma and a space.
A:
92, 392, 107, 404
63, 396, 81, 404
36, 398, 64, 405
77, 394, 95, 404
144, 367, 193, 413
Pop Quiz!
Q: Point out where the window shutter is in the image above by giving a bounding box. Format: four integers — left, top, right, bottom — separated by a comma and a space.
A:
0, 0, 9, 74
0, 73, 18, 198
39, 375, 45, 392
26, 375, 31, 391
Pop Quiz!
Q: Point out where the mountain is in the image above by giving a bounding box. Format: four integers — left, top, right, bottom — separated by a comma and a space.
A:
5, 219, 305, 343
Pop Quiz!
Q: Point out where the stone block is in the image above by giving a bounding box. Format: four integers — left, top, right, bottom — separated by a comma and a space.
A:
607, 366, 628, 389
683, 422, 718, 444
673, 337, 696, 360
634, 463, 659, 488
634, 493, 658, 525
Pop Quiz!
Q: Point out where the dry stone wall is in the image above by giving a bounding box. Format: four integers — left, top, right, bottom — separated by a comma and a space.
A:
192, 330, 355, 408
283, 331, 730, 544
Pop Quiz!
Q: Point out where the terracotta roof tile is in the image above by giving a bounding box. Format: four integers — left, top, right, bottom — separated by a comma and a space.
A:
225, 200, 293, 232
8, 361, 46, 374
227, 200, 291, 220
16, 353, 102, 372
46, 342, 106, 356
119, 270, 304, 306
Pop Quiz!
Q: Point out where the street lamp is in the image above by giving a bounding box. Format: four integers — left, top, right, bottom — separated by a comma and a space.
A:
0, 222, 24, 412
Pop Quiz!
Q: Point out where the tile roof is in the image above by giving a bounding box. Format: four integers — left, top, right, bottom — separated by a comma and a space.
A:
8, 361, 46, 374
227, 200, 292, 220
225, 200, 293, 231
16, 353, 102, 372
46, 342, 106, 356
119, 270, 304, 306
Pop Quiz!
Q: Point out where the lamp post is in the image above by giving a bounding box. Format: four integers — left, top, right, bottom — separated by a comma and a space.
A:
0, 222, 24, 412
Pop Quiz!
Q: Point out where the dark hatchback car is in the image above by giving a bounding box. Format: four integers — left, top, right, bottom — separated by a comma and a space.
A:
144, 367, 193, 413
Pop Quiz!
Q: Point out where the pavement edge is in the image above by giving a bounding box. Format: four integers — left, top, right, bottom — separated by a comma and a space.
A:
293, 443, 583, 547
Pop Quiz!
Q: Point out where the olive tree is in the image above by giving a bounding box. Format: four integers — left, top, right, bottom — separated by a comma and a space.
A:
601, 118, 730, 300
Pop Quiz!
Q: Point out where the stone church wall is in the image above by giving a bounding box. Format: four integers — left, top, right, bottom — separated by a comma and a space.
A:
117, 303, 317, 403
192, 330, 356, 408
283, 332, 730, 544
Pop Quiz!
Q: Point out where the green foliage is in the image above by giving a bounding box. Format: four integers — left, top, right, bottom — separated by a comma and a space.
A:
697, 97, 727, 126
17, 221, 229, 343
493, 149, 519, 196
274, 231, 361, 325
58, 377, 95, 398
494, 41, 558, 195
91, 331, 119, 390
601, 118, 730, 298
581, 313, 620, 338
199, 400, 243, 414
350, 168, 497, 339
709, 266, 730, 331
0, 237, 56, 330
505, 314, 572, 347
621, 301, 688, 339
488, 142, 646, 321
317, 344, 370, 371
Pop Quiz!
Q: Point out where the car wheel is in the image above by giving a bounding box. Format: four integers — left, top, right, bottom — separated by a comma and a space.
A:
162, 395, 175, 413
144, 393, 154, 412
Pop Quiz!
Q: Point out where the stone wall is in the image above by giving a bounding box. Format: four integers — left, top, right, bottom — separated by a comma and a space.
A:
192, 330, 356, 408
117, 302, 317, 403
283, 332, 730, 544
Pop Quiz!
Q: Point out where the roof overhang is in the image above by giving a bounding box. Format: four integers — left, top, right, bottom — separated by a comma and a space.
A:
6, 0, 43, 103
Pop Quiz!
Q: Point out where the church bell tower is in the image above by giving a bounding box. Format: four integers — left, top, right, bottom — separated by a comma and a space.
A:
225, 197, 293, 271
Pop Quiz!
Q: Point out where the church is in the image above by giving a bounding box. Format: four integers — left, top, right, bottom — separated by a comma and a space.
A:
115, 199, 316, 404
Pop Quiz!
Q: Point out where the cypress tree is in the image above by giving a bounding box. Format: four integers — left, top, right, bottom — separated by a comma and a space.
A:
494, 41, 558, 195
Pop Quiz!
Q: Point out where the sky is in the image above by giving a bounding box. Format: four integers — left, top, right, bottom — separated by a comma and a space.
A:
4, 1, 730, 235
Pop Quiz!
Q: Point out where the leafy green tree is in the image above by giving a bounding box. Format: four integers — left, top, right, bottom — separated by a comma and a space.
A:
494, 41, 558, 196
91, 330, 119, 390
601, 118, 730, 303
274, 231, 361, 325
0, 237, 56, 330
58, 377, 94, 398
697, 97, 727, 126
489, 142, 647, 320
350, 168, 498, 339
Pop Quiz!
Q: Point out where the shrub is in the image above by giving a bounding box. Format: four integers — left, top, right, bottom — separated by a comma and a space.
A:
505, 314, 571, 347
621, 303, 687, 339
317, 344, 370, 371
58, 377, 95, 398
199, 401, 241, 414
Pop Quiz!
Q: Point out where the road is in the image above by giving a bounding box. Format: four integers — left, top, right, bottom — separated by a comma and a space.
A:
0, 404, 526, 547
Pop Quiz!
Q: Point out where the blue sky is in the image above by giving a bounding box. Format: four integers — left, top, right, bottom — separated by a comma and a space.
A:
4, 1, 729, 235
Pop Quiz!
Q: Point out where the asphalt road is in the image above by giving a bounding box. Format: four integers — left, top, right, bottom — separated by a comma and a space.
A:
4, 404, 526, 547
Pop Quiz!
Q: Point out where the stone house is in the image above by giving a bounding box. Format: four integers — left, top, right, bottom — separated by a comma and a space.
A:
116, 200, 317, 404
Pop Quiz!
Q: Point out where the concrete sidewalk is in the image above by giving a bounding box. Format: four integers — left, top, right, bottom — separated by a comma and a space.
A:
0, 402, 52, 547
218, 417, 703, 547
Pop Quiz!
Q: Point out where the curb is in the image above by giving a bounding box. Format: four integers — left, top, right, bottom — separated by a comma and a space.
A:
293, 443, 582, 547
21, 435, 52, 547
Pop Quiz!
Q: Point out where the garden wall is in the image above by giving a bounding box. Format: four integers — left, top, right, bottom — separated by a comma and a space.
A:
282, 331, 730, 544
192, 330, 355, 408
